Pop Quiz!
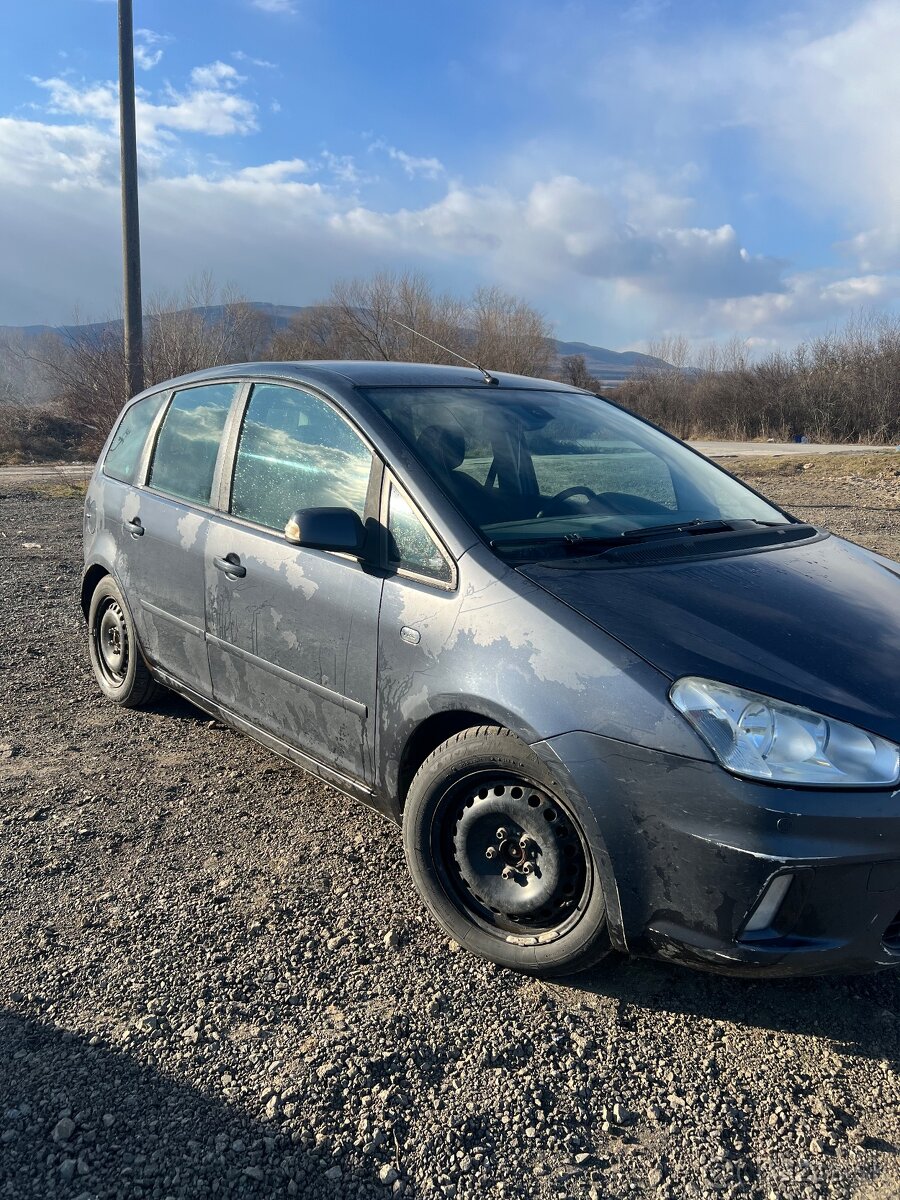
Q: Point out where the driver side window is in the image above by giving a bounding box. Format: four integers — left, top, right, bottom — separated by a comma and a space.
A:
230, 383, 373, 531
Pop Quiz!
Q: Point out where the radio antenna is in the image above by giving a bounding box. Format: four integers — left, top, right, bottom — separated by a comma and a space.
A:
389, 318, 499, 385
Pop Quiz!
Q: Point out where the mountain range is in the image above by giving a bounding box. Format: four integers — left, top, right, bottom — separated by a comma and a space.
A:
0, 302, 671, 389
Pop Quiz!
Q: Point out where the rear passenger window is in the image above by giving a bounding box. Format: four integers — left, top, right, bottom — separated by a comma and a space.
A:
231, 383, 373, 531
148, 383, 236, 505
103, 392, 167, 484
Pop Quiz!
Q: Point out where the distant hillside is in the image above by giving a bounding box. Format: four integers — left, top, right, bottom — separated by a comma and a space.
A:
551, 338, 671, 382
0, 303, 672, 398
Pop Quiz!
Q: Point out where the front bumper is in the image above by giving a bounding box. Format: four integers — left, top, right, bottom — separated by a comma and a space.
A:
536, 731, 900, 977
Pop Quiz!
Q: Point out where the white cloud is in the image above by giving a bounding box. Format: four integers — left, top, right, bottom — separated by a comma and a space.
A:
4, 18, 900, 347
715, 270, 900, 337
369, 140, 445, 180
232, 50, 278, 69
134, 28, 167, 71
134, 45, 163, 70
189, 61, 243, 89
320, 151, 362, 185
33, 63, 258, 151
1, 99, 779, 339
593, 0, 900, 269
0, 86, 790, 341
235, 158, 309, 183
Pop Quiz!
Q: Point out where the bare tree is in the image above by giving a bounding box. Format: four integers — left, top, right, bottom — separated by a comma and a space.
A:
468, 286, 553, 377
558, 353, 599, 390
270, 272, 553, 377
145, 275, 274, 381
647, 334, 690, 372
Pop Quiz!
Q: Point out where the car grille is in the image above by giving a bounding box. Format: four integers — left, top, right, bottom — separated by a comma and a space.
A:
883, 911, 900, 952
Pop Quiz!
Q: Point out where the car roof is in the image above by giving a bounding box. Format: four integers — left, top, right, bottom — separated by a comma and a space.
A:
137, 360, 587, 395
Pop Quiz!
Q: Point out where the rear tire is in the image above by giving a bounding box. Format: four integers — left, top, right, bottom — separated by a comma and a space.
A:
87, 576, 161, 708
403, 725, 611, 977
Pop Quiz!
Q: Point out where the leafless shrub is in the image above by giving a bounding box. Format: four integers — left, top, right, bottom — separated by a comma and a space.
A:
0, 404, 84, 464
7, 277, 276, 457
618, 314, 900, 443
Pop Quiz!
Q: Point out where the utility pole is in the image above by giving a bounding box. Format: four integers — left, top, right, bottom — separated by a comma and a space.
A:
118, 0, 144, 396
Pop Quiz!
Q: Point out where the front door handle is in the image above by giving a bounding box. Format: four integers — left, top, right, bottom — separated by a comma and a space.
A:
124, 518, 144, 537
214, 554, 246, 578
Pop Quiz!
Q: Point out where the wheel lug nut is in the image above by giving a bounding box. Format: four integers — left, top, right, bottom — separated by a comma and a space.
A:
485, 847, 497, 860
496, 827, 508, 841
519, 835, 531, 848
522, 862, 534, 875
501, 867, 515, 880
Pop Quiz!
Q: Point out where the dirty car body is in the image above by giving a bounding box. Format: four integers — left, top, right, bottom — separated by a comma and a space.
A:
82, 361, 900, 977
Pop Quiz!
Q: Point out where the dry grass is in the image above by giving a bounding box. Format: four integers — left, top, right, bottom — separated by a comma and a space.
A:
722, 452, 900, 482
725, 452, 900, 562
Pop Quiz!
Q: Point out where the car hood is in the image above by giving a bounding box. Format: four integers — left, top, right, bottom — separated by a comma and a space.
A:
520, 535, 900, 742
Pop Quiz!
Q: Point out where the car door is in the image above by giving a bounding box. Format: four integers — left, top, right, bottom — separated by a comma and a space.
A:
205, 380, 382, 784
125, 380, 239, 697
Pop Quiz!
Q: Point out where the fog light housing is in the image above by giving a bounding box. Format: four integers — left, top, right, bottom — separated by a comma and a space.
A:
741, 873, 794, 936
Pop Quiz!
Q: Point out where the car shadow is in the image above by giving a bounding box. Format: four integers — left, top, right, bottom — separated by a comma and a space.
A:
565, 953, 900, 1068
149, 690, 216, 724
0, 1008, 347, 1198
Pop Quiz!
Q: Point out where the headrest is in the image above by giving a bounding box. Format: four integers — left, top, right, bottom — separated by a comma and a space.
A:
416, 424, 465, 472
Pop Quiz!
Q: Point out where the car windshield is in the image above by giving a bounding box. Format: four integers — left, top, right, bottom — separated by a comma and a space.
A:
362, 386, 789, 560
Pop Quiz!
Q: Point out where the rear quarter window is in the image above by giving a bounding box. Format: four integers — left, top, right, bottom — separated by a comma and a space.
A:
103, 392, 167, 484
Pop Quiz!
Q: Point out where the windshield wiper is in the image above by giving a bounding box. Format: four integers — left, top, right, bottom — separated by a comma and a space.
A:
492, 518, 796, 558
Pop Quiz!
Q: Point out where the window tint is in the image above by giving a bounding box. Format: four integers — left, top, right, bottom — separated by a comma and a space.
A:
231, 383, 373, 531
103, 392, 167, 484
387, 485, 452, 583
149, 383, 236, 505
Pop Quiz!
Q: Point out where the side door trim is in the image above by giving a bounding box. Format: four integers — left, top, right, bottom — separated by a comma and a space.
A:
205, 632, 368, 718
150, 663, 379, 806
140, 598, 205, 638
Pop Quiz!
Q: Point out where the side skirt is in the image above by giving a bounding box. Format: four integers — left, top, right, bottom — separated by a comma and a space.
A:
151, 665, 395, 821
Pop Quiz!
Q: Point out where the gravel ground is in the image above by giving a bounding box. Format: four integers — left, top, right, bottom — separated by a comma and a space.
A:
1, 471, 899, 1200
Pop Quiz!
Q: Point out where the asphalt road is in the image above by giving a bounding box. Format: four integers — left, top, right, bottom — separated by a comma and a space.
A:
692, 442, 898, 458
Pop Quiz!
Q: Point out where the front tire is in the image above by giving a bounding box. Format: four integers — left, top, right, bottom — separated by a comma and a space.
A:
87, 576, 161, 708
403, 725, 611, 976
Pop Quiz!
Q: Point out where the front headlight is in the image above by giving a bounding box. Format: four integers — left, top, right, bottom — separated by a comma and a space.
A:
670, 677, 900, 787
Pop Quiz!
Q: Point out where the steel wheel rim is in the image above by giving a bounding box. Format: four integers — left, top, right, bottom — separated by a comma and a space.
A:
95, 598, 129, 684
433, 773, 592, 942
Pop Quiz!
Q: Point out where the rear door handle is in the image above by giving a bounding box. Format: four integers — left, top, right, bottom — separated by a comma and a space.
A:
124, 518, 144, 537
214, 554, 246, 578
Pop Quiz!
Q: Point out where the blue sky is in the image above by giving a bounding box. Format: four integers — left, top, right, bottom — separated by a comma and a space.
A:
1, 0, 899, 353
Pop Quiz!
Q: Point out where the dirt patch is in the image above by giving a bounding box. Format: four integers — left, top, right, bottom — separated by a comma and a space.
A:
0, 488, 898, 1200
724, 452, 900, 560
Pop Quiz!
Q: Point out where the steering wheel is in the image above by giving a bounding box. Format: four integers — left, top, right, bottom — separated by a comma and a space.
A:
536, 486, 602, 519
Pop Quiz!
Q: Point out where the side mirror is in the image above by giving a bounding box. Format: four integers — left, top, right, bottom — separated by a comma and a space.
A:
284, 506, 366, 555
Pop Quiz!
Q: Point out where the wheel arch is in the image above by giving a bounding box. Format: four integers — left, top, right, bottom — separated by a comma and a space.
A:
81, 562, 111, 619
396, 709, 502, 811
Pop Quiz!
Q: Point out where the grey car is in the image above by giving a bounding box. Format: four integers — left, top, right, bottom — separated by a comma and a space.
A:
82, 361, 900, 978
